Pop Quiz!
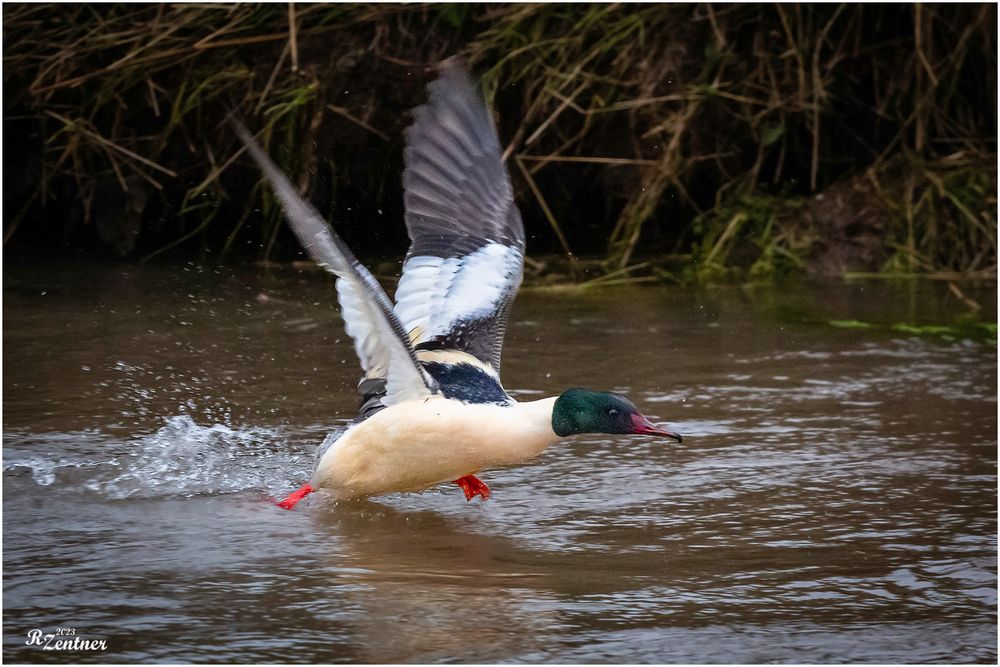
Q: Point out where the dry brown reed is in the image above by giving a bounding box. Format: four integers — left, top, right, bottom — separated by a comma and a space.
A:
3, 3, 995, 280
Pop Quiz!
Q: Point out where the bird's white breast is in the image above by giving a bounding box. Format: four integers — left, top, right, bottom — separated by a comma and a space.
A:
312, 396, 558, 499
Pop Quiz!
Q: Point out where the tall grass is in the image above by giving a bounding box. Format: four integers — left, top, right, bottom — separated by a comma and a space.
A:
3, 3, 995, 279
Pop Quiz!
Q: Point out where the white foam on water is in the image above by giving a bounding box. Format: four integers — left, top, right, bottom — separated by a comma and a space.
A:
3, 415, 314, 500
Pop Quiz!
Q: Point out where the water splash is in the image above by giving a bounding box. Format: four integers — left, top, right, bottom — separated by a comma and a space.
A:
3, 415, 314, 500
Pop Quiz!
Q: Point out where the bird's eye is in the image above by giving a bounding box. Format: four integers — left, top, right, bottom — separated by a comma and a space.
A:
608, 409, 618, 417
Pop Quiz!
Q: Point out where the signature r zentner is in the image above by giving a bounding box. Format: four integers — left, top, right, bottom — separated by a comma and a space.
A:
25, 628, 107, 651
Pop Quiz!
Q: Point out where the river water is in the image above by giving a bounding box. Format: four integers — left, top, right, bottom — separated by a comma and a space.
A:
3, 262, 996, 663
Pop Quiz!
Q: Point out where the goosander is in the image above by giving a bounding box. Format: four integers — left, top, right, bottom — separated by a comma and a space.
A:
234, 61, 682, 509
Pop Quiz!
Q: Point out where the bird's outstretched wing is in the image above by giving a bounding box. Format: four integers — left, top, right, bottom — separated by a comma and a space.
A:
233, 121, 436, 405
394, 61, 525, 373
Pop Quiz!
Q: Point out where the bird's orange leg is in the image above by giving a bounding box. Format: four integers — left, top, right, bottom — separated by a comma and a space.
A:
454, 475, 490, 502
276, 483, 314, 510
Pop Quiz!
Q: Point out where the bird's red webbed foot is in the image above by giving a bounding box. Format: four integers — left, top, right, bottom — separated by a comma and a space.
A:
276, 483, 314, 510
454, 475, 490, 502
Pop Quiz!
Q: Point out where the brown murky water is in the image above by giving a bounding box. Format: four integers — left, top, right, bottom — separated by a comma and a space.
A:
3, 262, 996, 663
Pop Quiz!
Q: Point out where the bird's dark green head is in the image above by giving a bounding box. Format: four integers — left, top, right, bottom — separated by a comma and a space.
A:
552, 388, 682, 442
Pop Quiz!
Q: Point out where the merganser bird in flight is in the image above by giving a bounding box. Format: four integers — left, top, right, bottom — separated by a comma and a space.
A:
234, 60, 682, 509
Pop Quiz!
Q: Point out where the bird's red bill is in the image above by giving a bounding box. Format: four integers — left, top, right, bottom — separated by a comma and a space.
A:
630, 414, 683, 442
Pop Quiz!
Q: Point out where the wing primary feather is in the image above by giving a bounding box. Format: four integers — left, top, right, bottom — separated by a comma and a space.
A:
232, 119, 436, 402
395, 62, 526, 371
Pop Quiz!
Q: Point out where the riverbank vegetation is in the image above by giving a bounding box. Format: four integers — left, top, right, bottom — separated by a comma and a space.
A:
3, 4, 996, 282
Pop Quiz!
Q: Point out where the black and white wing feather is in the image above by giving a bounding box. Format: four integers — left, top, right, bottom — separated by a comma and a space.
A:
395, 62, 525, 372
233, 121, 437, 406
